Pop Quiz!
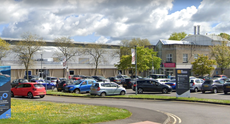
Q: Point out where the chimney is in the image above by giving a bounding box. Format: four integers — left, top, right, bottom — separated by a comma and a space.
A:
194, 26, 197, 35
197, 25, 200, 35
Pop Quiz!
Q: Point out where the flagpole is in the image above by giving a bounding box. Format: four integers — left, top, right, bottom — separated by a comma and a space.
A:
135, 46, 137, 95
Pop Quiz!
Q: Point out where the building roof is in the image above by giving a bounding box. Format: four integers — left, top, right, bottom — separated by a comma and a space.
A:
159, 39, 192, 45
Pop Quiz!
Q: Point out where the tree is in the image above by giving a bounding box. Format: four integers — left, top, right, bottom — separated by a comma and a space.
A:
168, 32, 187, 40
115, 46, 161, 75
219, 33, 230, 40
54, 36, 82, 64
0, 38, 11, 64
12, 33, 45, 80
83, 44, 106, 75
210, 41, 230, 74
120, 38, 151, 56
191, 54, 216, 77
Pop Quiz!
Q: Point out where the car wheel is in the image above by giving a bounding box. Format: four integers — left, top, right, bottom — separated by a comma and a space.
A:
137, 88, 143, 94
202, 90, 205, 93
194, 88, 198, 92
11, 91, 14, 97
74, 89, 80, 94
162, 88, 168, 94
213, 88, 217, 94
40, 95, 45, 98
27, 92, 33, 99
224, 91, 228, 94
100, 92, 106, 97
120, 91, 125, 95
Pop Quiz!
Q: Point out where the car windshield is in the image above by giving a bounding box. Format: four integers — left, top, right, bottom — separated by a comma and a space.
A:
74, 80, 82, 85
213, 76, 221, 78
123, 75, 130, 78
98, 76, 106, 79
34, 84, 44, 87
203, 80, 213, 84
51, 78, 57, 80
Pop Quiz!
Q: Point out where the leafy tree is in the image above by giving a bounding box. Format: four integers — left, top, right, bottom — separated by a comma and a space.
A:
12, 32, 45, 80
0, 38, 11, 64
168, 32, 187, 40
115, 46, 161, 75
191, 54, 216, 77
219, 33, 230, 40
210, 41, 230, 74
54, 36, 82, 64
83, 44, 106, 75
120, 38, 151, 56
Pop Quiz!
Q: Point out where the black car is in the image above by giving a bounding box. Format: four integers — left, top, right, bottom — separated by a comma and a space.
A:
57, 79, 74, 92
107, 77, 121, 84
92, 76, 109, 82
116, 75, 132, 89
134, 78, 172, 94
201, 79, 225, 93
24, 75, 39, 82
11, 79, 29, 87
223, 80, 230, 94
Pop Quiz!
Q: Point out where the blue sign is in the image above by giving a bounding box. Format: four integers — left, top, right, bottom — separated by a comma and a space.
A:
0, 66, 11, 119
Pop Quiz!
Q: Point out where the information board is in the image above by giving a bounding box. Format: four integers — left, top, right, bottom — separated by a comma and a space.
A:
0, 66, 11, 119
176, 69, 190, 98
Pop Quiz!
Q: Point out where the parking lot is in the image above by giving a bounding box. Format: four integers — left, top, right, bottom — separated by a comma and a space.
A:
125, 89, 230, 100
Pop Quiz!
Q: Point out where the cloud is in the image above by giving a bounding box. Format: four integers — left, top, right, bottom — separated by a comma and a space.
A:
0, 0, 229, 45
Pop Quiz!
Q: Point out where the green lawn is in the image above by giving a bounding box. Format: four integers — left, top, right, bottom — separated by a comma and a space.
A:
2, 99, 131, 124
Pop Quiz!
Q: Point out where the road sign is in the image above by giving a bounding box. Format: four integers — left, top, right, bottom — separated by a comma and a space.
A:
176, 69, 190, 98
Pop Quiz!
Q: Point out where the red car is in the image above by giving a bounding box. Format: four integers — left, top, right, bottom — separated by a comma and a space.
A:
11, 82, 46, 99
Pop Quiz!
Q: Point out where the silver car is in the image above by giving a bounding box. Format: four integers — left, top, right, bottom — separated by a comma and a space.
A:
90, 82, 126, 96
190, 78, 204, 92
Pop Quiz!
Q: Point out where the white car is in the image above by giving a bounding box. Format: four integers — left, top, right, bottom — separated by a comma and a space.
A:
154, 79, 170, 84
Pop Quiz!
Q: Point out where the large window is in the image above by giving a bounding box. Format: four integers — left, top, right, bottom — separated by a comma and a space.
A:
194, 54, 198, 59
183, 54, 188, 63
166, 54, 172, 62
69, 70, 74, 75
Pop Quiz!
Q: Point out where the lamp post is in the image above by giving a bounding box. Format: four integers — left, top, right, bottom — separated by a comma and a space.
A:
41, 54, 47, 90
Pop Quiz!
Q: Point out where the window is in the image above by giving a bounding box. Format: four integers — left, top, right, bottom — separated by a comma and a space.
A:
183, 54, 188, 63
69, 70, 74, 75
166, 54, 172, 62
194, 54, 198, 59
88, 80, 94, 84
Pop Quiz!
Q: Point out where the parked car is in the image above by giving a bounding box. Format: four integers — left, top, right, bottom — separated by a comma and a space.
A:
165, 79, 176, 91
130, 75, 143, 79
201, 79, 225, 93
64, 79, 96, 93
107, 77, 121, 84
57, 79, 74, 92
92, 76, 110, 82
31, 79, 56, 89
116, 75, 132, 89
90, 82, 126, 96
72, 75, 87, 79
24, 75, 39, 82
190, 78, 204, 92
11, 79, 29, 88
133, 78, 172, 94
11, 83, 46, 99
154, 79, 170, 84
213, 75, 228, 79
147, 74, 167, 79
223, 80, 230, 94
45, 76, 59, 84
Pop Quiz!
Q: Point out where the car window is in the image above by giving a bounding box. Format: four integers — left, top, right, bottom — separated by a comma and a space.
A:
214, 81, 221, 84
94, 83, 99, 87
81, 82, 87, 85
203, 80, 213, 84
219, 80, 225, 84
23, 84, 31, 87
101, 83, 111, 87
88, 80, 94, 84
195, 79, 200, 83
110, 83, 117, 87
17, 84, 23, 88
34, 84, 44, 88
51, 78, 57, 80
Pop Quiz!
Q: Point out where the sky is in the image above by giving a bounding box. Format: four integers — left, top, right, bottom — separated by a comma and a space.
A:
0, 0, 229, 45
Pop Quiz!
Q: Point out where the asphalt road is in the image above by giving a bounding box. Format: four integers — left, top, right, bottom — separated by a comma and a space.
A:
16, 95, 230, 124
126, 89, 230, 100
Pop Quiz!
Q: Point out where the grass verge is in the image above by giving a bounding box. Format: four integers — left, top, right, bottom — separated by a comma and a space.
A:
2, 99, 131, 124
47, 90, 230, 105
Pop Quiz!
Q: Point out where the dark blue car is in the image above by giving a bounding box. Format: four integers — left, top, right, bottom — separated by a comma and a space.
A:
64, 79, 96, 94
31, 79, 56, 89
165, 79, 176, 91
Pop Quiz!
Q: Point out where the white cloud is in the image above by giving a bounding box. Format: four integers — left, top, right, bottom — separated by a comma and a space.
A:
0, 0, 230, 45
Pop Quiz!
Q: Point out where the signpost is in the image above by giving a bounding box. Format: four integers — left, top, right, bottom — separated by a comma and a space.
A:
0, 66, 11, 119
176, 69, 190, 98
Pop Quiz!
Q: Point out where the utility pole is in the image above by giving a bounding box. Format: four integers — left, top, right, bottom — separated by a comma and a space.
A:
135, 46, 137, 95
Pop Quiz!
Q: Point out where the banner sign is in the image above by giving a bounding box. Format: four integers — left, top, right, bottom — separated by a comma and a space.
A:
176, 69, 190, 98
163, 63, 176, 68
0, 66, 11, 119
131, 49, 135, 64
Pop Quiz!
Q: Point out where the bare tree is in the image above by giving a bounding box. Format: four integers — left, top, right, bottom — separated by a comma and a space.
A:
54, 37, 82, 63
0, 38, 11, 65
12, 32, 45, 80
83, 44, 106, 75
